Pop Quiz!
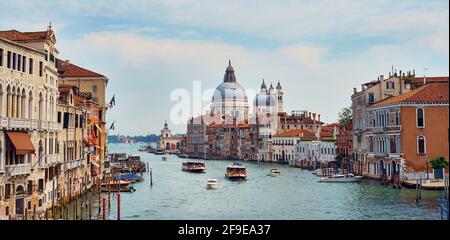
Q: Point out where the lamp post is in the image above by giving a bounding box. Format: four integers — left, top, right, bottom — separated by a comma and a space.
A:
425, 154, 429, 180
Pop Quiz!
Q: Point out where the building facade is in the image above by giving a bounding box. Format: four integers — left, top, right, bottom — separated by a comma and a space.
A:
364, 82, 449, 181
0, 27, 61, 219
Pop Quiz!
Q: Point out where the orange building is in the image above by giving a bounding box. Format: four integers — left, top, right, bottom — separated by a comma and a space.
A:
365, 82, 449, 181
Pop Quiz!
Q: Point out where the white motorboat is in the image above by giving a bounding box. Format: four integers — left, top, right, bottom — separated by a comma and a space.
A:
162, 156, 167, 161
319, 173, 363, 182
269, 168, 282, 177
314, 168, 336, 177
206, 178, 219, 189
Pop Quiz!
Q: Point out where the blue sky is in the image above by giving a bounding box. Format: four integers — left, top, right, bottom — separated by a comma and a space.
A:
1, 0, 448, 135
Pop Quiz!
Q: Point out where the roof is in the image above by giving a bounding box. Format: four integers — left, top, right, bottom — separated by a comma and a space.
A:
371, 82, 449, 107
274, 129, 316, 138
410, 76, 449, 84
0, 30, 51, 42
57, 59, 106, 78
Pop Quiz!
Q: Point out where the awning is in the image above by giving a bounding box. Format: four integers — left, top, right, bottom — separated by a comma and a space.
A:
6, 131, 35, 155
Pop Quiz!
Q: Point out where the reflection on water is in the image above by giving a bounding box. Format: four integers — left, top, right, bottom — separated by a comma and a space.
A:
98, 143, 442, 220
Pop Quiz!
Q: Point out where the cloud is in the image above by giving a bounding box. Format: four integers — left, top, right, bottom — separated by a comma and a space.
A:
56, 29, 448, 135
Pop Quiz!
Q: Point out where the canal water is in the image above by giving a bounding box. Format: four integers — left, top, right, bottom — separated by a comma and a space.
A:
102, 143, 443, 220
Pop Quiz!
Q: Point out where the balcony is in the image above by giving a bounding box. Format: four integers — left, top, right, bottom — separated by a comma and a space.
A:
65, 159, 83, 170
5, 164, 32, 176
0, 117, 38, 130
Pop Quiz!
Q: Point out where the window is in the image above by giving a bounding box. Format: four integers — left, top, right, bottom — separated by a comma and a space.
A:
57, 112, 62, 123
386, 81, 395, 89
22, 55, 26, 72
368, 93, 375, 103
416, 108, 424, 128
92, 84, 98, 93
18, 54, 21, 71
5, 184, 10, 198
75, 114, 79, 128
63, 112, 69, 129
12, 53, 16, 70
29, 58, 33, 74
39, 61, 43, 77
7, 51, 12, 68
0, 48, 3, 66
417, 136, 425, 154
27, 181, 33, 195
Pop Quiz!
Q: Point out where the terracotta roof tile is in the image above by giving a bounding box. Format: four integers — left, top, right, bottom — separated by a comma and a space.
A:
371, 82, 449, 107
57, 59, 105, 78
410, 76, 449, 84
274, 129, 316, 137
0, 30, 50, 42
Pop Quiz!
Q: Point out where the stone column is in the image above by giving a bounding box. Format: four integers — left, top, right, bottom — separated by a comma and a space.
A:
17, 93, 21, 119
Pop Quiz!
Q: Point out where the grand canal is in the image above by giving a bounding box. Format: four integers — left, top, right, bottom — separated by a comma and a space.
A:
100, 143, 443, 220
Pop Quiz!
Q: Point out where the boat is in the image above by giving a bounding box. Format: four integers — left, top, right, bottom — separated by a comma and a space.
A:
162, 156, 167, 161
178, 154, 189, 159
269, 168, 282, 177
182, 161, 206, 173
206, 178, 219, 189
101, 180, 135, 192
113, 173, 144, 183
314, 168, 336, 177
155, 149, 164, 155
319, 173, 363, 182
225, 164, 247, 180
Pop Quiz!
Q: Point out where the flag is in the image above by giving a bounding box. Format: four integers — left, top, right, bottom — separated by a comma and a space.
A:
109, 95, 116, 109
109, 121, 115, 131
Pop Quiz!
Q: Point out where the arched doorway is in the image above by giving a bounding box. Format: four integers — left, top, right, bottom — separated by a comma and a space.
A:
281, 150, 285, 162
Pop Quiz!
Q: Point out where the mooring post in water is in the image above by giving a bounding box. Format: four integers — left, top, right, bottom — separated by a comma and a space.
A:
108, 176, 111, 211
102, 198, 106, 220
118, 191, 121, 220
419, 178, 423, 202
151, 167, 153, 187
416, 179, 420, 203
98, 177, 101, 213
440, 196, 444, 220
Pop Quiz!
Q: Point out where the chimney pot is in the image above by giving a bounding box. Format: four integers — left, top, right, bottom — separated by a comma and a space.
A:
353, 88, 357, 94
379, 75, 384, 81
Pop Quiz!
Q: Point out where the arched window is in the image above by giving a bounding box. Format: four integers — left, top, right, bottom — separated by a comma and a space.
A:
417, 136, 426, 154
416, 108, 424, 128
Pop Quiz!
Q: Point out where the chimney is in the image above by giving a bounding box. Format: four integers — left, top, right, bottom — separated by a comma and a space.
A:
312, 113, 317, 121
309, 112, 312, 119
379, 75, 384, 81
353, 88, 357, 94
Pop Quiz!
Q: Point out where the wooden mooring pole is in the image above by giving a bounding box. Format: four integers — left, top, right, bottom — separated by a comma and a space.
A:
117, 191, 121, 220
102, 198, 106, 220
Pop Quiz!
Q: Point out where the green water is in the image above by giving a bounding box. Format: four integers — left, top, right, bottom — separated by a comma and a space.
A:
100, 143, 444, 220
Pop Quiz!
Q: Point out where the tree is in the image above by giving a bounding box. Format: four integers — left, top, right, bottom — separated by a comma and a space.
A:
430, 156, 449, 169
338, 106, 352, 128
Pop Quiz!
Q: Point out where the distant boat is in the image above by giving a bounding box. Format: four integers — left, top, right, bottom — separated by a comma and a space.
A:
269, 168, 282, 177
225, 164, 247, 181
206, 178, 219, 189
178, 154, 189, 159
113, 173, 144, 183
182, 161, 206, 173
319, 174, 363, 182
162, 156, 167, 161
101, 180, 135, 192
155, 149, 164, 155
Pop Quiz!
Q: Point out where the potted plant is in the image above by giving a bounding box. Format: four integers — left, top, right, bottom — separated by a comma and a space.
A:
429, 156, 448, 179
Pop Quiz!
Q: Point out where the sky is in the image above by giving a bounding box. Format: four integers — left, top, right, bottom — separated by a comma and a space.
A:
1, 0, 448, 135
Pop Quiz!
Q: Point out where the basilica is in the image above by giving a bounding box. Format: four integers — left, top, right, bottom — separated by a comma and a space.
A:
185, 61, 324, 162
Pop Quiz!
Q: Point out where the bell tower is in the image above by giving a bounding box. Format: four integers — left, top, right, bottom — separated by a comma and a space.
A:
275, 81, 284, 113
161, 120, 172, 138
